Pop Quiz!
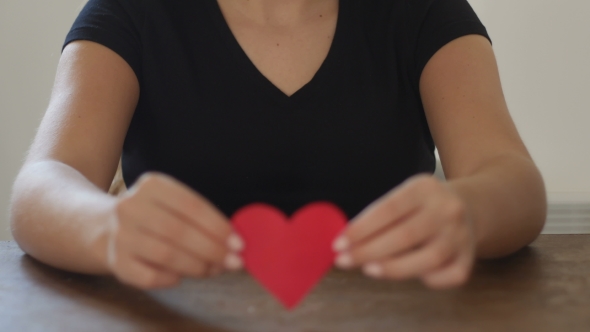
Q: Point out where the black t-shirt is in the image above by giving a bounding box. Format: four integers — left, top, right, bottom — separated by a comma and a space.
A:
64, 0, 490, 218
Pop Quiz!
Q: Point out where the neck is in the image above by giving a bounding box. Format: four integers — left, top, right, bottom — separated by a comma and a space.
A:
222, 0, 335, 26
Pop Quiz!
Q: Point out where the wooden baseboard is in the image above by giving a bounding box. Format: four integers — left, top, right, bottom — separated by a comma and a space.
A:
543, 202, 590, 234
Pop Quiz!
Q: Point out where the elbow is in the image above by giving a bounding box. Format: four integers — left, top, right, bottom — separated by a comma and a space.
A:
509, 165, 549, 257
524, 196, 548, 249
512, 155, 548, 251
9, 172, 30, 248
8, 165, 45, 252
527, 163, 548, 245
477, 167, 547, 260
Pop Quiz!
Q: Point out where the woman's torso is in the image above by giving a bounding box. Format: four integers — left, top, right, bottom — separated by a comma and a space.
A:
65, 0, 491, 217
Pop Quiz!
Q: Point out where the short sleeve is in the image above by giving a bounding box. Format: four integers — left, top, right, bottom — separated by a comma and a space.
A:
62, 0, 143, 80
412, 0, 491, 83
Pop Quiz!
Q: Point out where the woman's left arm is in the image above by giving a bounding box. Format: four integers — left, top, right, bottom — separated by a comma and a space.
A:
333, 35, 547, 288
420, 34, 547, 257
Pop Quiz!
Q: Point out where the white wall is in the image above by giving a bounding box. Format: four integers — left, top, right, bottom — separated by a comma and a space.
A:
0, 1, 85, 240
1, 0, 589, 240
470, 0, 590, 203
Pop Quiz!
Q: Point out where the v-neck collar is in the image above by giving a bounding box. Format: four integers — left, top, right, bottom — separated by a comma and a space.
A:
208, 0, 348, 105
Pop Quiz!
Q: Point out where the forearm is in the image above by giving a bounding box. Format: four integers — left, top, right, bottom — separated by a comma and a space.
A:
10, 160, 116, 274
446, 153, 547, 259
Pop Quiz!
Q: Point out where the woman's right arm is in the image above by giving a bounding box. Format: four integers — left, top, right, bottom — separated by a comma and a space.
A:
9, 41, 242, 289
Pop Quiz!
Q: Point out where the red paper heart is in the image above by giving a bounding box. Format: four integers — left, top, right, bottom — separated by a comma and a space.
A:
231, 202, 347, 309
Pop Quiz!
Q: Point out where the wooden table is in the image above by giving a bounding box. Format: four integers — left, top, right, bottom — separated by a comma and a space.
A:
1, 235, 589, 332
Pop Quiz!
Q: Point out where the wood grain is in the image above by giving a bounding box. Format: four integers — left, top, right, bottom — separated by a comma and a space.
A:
1, 235, 589, 332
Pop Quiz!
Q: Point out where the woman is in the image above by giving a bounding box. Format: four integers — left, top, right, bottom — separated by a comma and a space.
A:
10, 0, 547, 290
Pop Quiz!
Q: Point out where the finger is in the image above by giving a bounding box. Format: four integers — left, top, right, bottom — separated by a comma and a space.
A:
208, 265, 224, 277
337, 207, 441, 268
126, 202, 229, 265
137, 173, 234, 242
336, 175, 435, 251
421, 250, 474, 289
114, 252, 181, 290
124, 231, 209, 278
223, 252, 244, 271
362, 231, 457, 280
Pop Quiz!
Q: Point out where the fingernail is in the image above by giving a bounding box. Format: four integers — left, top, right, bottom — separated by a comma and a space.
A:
363, 263, 383, 278
335, 253, 354, 269
227, 233, 245, 252
333, 236, 349, 252
224, 253, 243, 271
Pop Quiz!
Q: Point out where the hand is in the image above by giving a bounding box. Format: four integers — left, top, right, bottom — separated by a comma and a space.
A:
99, 172, 245, 289
332, 174, 476, 289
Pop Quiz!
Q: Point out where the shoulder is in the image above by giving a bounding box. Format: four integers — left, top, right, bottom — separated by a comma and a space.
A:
350, 0, 437, 34
353, 0, 435, 15
77, 0, 148, 23
352, 0, 484, 38
88, 0, 206, 19
354, 0, 472, 21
